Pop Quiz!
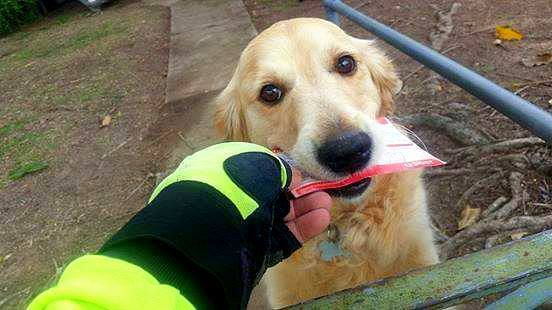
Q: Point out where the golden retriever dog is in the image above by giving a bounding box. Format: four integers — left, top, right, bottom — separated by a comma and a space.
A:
214, 18, 439, 308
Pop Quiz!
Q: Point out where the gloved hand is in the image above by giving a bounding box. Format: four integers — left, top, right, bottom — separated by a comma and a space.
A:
101, 142, 331, 309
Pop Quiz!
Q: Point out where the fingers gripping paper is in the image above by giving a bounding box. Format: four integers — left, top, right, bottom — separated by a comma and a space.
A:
280, 118, 445, 198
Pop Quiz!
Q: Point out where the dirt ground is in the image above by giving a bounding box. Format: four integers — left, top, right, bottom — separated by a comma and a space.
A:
0, 1, 172, 307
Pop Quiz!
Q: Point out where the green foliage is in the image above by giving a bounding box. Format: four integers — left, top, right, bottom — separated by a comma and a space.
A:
0, 118, 27, 137
8, 161, 48, 180
0, 0, 40, 36
11, 21, 126, 61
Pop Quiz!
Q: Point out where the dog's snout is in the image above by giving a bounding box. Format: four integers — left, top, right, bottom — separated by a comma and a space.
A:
317, 131, 372, 173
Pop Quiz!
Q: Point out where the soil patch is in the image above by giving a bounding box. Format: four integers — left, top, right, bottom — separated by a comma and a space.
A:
0, 1, 175, 307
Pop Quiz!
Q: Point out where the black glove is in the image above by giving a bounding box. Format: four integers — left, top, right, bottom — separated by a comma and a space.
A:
100, 142, 301, 309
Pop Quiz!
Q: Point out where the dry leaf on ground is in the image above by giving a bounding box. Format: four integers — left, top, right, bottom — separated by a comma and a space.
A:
510, 231, 528, 240
495, 26, 523, 41
458, 206, 481, 230
100, 115, 112, 128
522, 52, 552, 67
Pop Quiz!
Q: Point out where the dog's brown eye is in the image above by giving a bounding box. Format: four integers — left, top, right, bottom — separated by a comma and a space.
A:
260, 84, 283, 104
336, 55, 356, 75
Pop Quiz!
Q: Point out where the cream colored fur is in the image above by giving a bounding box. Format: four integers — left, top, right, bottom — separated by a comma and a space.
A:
213, 18, 439, 308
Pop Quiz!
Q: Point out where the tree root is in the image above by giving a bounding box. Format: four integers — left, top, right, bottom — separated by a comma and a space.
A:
429, 3, 461, 51
446, 137, 545, 157
480, 196, 508, 218
484, 233, 505, 249
428, 3, 461, 94
453, 172, 505, 211
486, 172, 525, 221
399, 113, 491, 146
424, 167, 501, 178
514, 78, 552, 87
424, 168, 472, 177
431, 222, 450, 243
440, 215, 552, 259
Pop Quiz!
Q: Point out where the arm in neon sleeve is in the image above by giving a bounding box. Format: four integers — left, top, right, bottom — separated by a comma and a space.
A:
29, 143, 299, 310
28, 237, 227, 310
100, 239, 227, 309
27, 254, 195, 310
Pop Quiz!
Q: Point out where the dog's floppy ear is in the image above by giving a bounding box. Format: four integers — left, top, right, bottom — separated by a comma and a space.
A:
214, 82, 250, 141
361, 40, 402, 116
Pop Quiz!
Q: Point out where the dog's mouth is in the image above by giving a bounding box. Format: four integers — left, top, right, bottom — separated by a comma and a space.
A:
326, 177, 371, 198
274, 150, 373, 198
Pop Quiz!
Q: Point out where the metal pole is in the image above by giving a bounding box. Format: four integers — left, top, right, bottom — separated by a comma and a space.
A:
323, 0, 552, 144
324, 4, 340, 26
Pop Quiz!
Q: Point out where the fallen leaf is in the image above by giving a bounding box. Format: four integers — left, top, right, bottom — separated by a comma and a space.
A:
100, 115, 112, 128
495, 26, 523, 41
458, 206, 481, 230
510, 231, 528, 240
522, 52, 552, 67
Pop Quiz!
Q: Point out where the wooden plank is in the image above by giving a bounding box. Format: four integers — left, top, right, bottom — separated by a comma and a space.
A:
289, 230, 552, 309
486, 277, 552, 309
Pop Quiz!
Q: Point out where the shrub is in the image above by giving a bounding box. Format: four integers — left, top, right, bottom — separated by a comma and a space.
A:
0, 0, 40, 36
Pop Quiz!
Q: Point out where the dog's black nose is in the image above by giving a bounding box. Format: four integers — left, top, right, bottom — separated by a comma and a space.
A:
317, 131, 372, 173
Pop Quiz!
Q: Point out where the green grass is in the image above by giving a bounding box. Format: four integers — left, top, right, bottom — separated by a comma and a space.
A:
25, 80, 126, 108
11, 21, 126, 61
0, 130, 45, 158
0, 17, 129, 185
0, 0, 152, 188
68, 22, 123, 50
0, 3, 170, 308
77, 84, 110, 103
47, 83, 126, 107
55, 14, 71, 26
8, 161, 48, 180
0, 117, 57, 183
0, 118, 29, 137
